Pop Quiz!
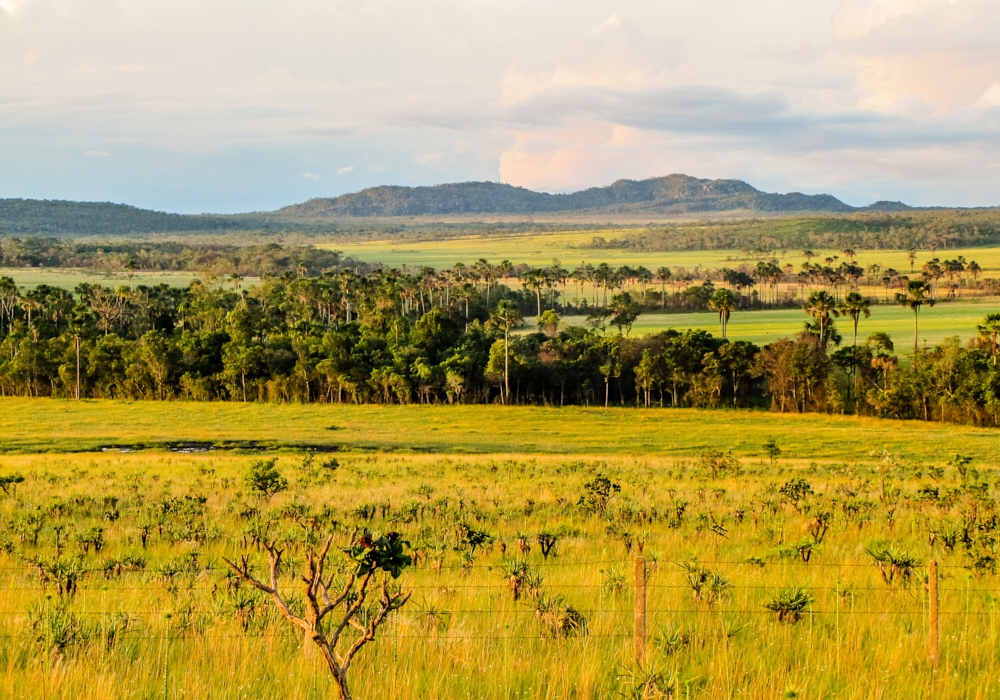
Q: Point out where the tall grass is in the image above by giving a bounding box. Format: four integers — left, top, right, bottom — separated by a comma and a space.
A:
0, 447, 997, 698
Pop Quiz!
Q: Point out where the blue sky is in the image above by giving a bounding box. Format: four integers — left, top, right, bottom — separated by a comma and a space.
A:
2, 0, 999, 213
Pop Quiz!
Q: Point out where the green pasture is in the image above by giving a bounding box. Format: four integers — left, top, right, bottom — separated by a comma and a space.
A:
549, 297, 1000, 347
324, 231, 1000, 272
0, 267, 258, 290
0, 398, 996, 463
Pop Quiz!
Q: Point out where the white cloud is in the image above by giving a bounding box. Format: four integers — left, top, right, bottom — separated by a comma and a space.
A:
302, 172, 321, 180
976, 84, 1000, 107
335, 166, 353, 176
503, 13, 684, 103
85, 150, 110, 158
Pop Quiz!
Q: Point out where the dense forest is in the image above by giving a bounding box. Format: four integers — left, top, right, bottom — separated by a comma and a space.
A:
2, 264, 999, 426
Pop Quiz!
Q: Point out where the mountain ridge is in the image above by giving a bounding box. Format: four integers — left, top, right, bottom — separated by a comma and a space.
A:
278, 174, 891, 218
0, 173, 923, 236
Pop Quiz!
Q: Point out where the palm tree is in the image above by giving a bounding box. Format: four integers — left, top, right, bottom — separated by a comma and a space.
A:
654, 267, 671, 309
839, 292, 871, 346
708, 289, 737, 339
977, 313, 1000, 366
490, 300, 522, 404
895, 279, 934, 351
803, 290, 839, 347
522, 269, 545, 318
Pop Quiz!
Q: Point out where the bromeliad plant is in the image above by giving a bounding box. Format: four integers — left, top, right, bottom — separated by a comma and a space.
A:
224, 530, 412, 700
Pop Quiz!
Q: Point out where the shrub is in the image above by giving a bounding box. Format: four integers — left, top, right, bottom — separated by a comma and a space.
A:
764, 588, 813, 623
244, 459, 288, 501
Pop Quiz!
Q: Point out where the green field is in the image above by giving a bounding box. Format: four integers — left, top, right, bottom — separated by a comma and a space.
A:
0, 267, 260, 290
0, 400, 998, 699
1, 398, 997, 461
550, 297, 1000, 347
324, 232, 1000, 273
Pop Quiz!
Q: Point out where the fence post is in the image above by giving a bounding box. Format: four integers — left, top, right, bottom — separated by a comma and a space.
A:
929, 559, 939, 670
634, 556, 646, 664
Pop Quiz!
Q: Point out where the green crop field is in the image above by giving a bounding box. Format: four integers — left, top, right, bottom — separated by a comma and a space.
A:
2, 401, 999, 699
324, 232, 1000, 273
550, 297, 1000, 348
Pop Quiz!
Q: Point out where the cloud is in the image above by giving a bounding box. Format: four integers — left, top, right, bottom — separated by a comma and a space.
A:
977, 84, 1000, 107
85, 150, 110, 158
302, 172, 321, 180
836, 0, 1000, 113
502, 13, 685, 103
335, 165, 353, 176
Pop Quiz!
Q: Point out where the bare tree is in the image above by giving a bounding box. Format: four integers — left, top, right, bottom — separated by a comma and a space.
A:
223, 531, 412, 700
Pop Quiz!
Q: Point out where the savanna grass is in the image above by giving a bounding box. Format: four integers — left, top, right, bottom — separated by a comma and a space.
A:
0, 442, 997, 699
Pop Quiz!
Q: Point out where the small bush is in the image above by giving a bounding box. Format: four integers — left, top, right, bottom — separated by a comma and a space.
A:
764, 588, 813, 623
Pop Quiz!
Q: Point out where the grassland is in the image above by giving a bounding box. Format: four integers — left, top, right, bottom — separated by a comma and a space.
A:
323, 232, 1000, 273
1, 398, 999, 461
551, 297, 1000, 347
0, 400, 998, 698
0, 267, 259, 290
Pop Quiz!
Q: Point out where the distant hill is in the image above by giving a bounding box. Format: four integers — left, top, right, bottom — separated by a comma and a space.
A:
1, 174, 919, 236
0, 199, 254, 236
278, 174, 863, 218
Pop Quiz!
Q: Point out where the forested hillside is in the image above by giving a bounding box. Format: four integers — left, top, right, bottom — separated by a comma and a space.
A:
279, 174, 866, 217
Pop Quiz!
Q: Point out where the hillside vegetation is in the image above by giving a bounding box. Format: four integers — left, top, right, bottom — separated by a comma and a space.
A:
278, 174, 870, 218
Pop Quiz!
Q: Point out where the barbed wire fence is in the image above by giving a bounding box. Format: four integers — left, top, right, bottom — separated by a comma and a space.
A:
0, 555, 995, 693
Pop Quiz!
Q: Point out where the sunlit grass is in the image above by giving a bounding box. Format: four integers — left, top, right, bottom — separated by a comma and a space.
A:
323, 232, 1000, 273
0, 444, 997, 698
1, 399, 999, 460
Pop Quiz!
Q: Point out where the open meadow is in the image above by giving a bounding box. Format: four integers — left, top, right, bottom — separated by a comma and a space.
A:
323, 233, 1000, 274
0, 268, 258, 290
552, 297, 1000, 347
0, 400, 998, 699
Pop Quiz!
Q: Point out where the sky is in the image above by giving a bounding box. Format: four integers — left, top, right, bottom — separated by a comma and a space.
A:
2, 0, 999, 213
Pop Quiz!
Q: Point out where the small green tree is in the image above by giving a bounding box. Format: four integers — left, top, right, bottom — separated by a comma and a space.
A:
762, 439, 782, 467
244, 458, 288, 500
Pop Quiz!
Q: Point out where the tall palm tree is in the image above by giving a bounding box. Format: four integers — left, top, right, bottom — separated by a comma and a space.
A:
489, 300, 522, 404
977, 313, 1000, 366
708, 289, 737, 339
654, 267, 672, 309
803, 290, 839, 346
895, 279, 934, 351
839, 292, 871, 346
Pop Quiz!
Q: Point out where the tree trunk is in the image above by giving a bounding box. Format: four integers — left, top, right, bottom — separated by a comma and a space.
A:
504, 328, 510, 404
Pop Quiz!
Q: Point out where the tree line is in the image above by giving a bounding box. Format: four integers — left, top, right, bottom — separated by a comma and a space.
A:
0, 238, 354, 278
2, 268, 1000, 426
586, 210, 1000, 253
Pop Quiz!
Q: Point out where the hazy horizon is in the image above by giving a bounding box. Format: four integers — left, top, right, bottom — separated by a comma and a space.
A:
3, 1, 999, 214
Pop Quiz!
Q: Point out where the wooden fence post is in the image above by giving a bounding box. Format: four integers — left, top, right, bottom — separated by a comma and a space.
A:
634, 556, 646, 664
929, 559, 939, 670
